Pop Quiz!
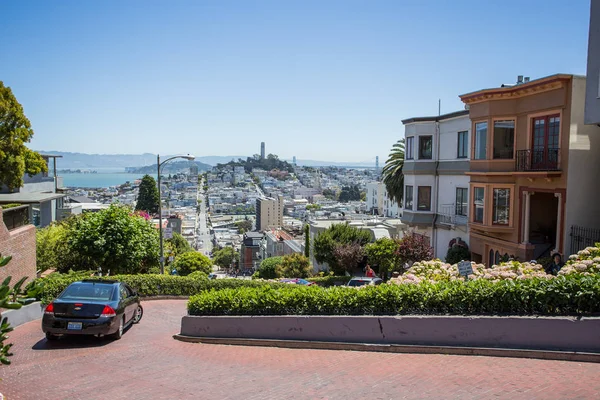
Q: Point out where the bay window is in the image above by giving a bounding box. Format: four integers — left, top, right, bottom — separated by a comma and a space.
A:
492, 188, 510, 225
473, 187, 484, 223
474, 122, 487, 160
493, 120, 515, 159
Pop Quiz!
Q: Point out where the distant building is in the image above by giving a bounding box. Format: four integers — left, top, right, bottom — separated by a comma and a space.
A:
240, 231, 264, 270
255, 196, 284, 231
261, 142, 265, 159
293, 156, 297, 165
585, 0, 600, 124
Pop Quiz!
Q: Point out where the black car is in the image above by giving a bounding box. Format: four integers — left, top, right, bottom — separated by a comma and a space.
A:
42, 279, 143, 341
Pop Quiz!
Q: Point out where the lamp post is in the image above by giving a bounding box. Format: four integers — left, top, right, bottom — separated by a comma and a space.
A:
158, 154, 195, 274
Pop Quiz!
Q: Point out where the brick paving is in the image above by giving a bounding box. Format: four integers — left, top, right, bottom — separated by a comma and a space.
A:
1, 300, 599, 399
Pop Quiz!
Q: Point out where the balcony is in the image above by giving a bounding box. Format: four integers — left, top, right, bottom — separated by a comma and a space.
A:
437, 204, 467, 227
516, 148, 560, 172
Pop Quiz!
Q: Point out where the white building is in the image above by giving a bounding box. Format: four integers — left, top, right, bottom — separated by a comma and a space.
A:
366, 182, 401, 218
401, 110, 471, 260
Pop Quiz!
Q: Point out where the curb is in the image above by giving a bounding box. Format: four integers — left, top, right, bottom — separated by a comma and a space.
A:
172, 335, 600, 364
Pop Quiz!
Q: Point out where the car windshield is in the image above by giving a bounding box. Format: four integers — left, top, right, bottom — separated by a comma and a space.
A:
348, 279, 370, 287
60, 283, 115, 301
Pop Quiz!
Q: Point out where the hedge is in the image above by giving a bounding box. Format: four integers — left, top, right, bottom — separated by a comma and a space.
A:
31, 273, 285, 304
188, 274, 600, 316
306, 275, 352, 287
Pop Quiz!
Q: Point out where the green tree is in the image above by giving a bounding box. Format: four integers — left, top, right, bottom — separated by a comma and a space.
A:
382, 139, 405, 205
60, 204, 159, 274
365, 238, 401, 278
212, 247, 239, 269
0, 253, 25, 365
173, 252, 212, 276
322, 188, 337, 200
338, 185, 361, 202
255, 256, 284, 279
304, 224, 310, 258
279, 253, 312, 278
0, 82, 48, 190
165, 232, 193, 257
135, 174, 159, 215
36, 222, 70, 274
445, 244, 471, 265
313, 223, 372, 275
235, 219, 253, 234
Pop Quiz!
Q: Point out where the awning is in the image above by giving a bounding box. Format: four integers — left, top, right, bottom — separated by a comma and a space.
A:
0, 192, 65, 204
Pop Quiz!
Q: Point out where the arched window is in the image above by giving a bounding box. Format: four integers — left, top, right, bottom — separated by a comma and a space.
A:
495, 251, 501, 265
489, 249, 494, 267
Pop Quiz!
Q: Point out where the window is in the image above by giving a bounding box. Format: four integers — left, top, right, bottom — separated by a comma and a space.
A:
406, 137, 414, 160
493, 120, 515, 159
457, 131, 468, 159
474, 122, 487, 160
417, 186, 431, 211
473, 187, 484, 223
532, 115, 560, 169
419, 136, 432, 159
404, 185, 413, 210
492, 188, 510, 225
455, 188, 468, 216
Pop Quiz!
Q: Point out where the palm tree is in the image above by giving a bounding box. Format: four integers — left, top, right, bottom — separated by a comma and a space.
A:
381, 138, 405, 205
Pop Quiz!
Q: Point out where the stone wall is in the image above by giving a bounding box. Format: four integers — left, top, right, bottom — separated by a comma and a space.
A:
0, 207, 37, 285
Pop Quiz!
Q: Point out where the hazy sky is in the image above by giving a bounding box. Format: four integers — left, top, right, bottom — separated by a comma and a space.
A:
0, 0, 592, 163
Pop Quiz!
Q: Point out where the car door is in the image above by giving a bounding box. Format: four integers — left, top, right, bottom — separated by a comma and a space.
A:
124, 284, 139, 320
119, 284, 134, 323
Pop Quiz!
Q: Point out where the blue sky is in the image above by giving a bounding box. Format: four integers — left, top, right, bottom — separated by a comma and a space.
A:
0, 0, 592, 163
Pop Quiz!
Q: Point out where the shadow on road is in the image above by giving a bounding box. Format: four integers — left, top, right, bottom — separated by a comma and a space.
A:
32, 326, 132, 350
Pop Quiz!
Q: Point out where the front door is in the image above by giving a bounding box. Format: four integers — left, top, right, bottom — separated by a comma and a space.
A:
531, 115, 560, 170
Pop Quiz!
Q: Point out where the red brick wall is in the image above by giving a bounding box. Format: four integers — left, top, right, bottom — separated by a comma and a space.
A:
0, 208, 37, 286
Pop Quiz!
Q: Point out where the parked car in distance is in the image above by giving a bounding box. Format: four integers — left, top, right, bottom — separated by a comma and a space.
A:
346, 277, 383, 287
280, 278, 317, 286
42, 279, 143, 341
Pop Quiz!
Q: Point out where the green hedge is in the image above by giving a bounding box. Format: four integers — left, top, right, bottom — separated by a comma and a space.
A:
188, 274, 600, 316
306, 275, 352, 287
31, 273, 285, 304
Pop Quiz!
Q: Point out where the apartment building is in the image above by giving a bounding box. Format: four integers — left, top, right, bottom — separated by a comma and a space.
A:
585, 0, 600, 124
459, 74, 600, 264
401, 110, 471, 260
366, 182, 401, 218
255, 195, 284, 231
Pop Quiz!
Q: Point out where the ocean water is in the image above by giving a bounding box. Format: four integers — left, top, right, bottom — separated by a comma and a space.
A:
62, 173, 158, 188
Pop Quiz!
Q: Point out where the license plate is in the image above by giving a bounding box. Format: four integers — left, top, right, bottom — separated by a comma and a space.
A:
67, 322, 82, 330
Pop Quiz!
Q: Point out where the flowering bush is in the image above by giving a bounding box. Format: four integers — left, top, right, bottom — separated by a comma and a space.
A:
559, 244, 600, 276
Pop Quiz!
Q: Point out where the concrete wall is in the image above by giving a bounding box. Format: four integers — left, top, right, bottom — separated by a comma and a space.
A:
0, 208, 37, 286
439, 116, 470, 161
180, 315, 600, 353
564, 77, 600, 254
585, 0, 600, 125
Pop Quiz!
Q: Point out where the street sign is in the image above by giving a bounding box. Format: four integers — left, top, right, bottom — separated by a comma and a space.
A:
164, 227, 173, 239
458, 261, 473, 277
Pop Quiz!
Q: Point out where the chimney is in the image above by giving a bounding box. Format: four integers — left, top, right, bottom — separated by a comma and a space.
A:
524, 77, 530, 83
517, 75, 524, 84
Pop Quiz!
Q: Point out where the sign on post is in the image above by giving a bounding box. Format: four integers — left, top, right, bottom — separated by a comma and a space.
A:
164, 227, 173, 239
457, 261, 473, 278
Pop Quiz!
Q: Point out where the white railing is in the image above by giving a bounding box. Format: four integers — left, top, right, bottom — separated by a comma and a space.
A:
437, 204, 467, 226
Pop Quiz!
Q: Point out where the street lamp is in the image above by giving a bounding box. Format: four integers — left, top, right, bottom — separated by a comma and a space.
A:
158, 153, 195, 274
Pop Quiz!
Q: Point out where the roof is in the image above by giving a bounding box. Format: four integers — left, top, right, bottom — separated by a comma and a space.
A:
245, 231, 264, 239
0, 192, 65, 204
68, 195, 97, 204
401, 110, 469, 125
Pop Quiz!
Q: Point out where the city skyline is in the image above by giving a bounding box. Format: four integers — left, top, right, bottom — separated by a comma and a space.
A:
0, 0, 592, 162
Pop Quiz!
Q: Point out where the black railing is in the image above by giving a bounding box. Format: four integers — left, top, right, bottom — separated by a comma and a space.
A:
570, 225, 600, 253
2, 205, 30, 230
515, 148, 560, 171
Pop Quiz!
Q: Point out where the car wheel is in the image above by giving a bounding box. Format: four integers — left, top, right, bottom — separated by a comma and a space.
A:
45, 332, 58, 341
132, 305, 143, 324
111, 316, 124, 340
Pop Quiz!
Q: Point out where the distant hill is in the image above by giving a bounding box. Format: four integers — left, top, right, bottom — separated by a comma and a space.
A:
127, 160, 211, 174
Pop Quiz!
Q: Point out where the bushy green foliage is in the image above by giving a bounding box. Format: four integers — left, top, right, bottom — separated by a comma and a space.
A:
306, 275, 352, 287
0, 253, 25, 366
30, 272, 287, 304
135, 174, 159, 214
188, 274, 600, 316
165, 232, 193, 257
255, 256, 284, 279
279, 253, 312, 278
212, 247, 239, 269
173, 252, 212, 276
58, 204, 159, 274
365, 238, 400, 276
445, 245, 471, 265
313, 223, 372, 275
36, 223, 69, 273
235, 219, 253, 234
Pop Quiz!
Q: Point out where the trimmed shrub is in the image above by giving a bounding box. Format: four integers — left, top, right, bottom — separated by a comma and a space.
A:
445, 245, 471, 265
173, 252, 212, 276
188, 274, 600, 316
255, 257, 284, 279
279, 253, 312, 278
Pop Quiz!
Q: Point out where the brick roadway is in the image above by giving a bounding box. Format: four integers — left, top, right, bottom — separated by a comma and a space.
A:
1, 300, 599, 400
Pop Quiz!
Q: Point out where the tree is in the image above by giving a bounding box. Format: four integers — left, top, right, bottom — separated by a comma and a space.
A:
338, 185, 361, 202
445, 244, 471, 265
0, 253, 25, 365
304, 224, 310, 258
382, 138, 405, 205
365, 238, 401, 278
173, 252, 212, 276
166, 232, 193, 257
279, 253, 312, 278
135, 174, 159, 215
395, 232, 433, 268
255, 256, 284, 279
36, 222, 70, 274
212, 247, 239, 269
235, 219, 253, 234
332, 243, 365, 274
313, 223, 372, 275
60, 204, 159, 274
322, 189, 337, 200
0, 82, 48, 190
